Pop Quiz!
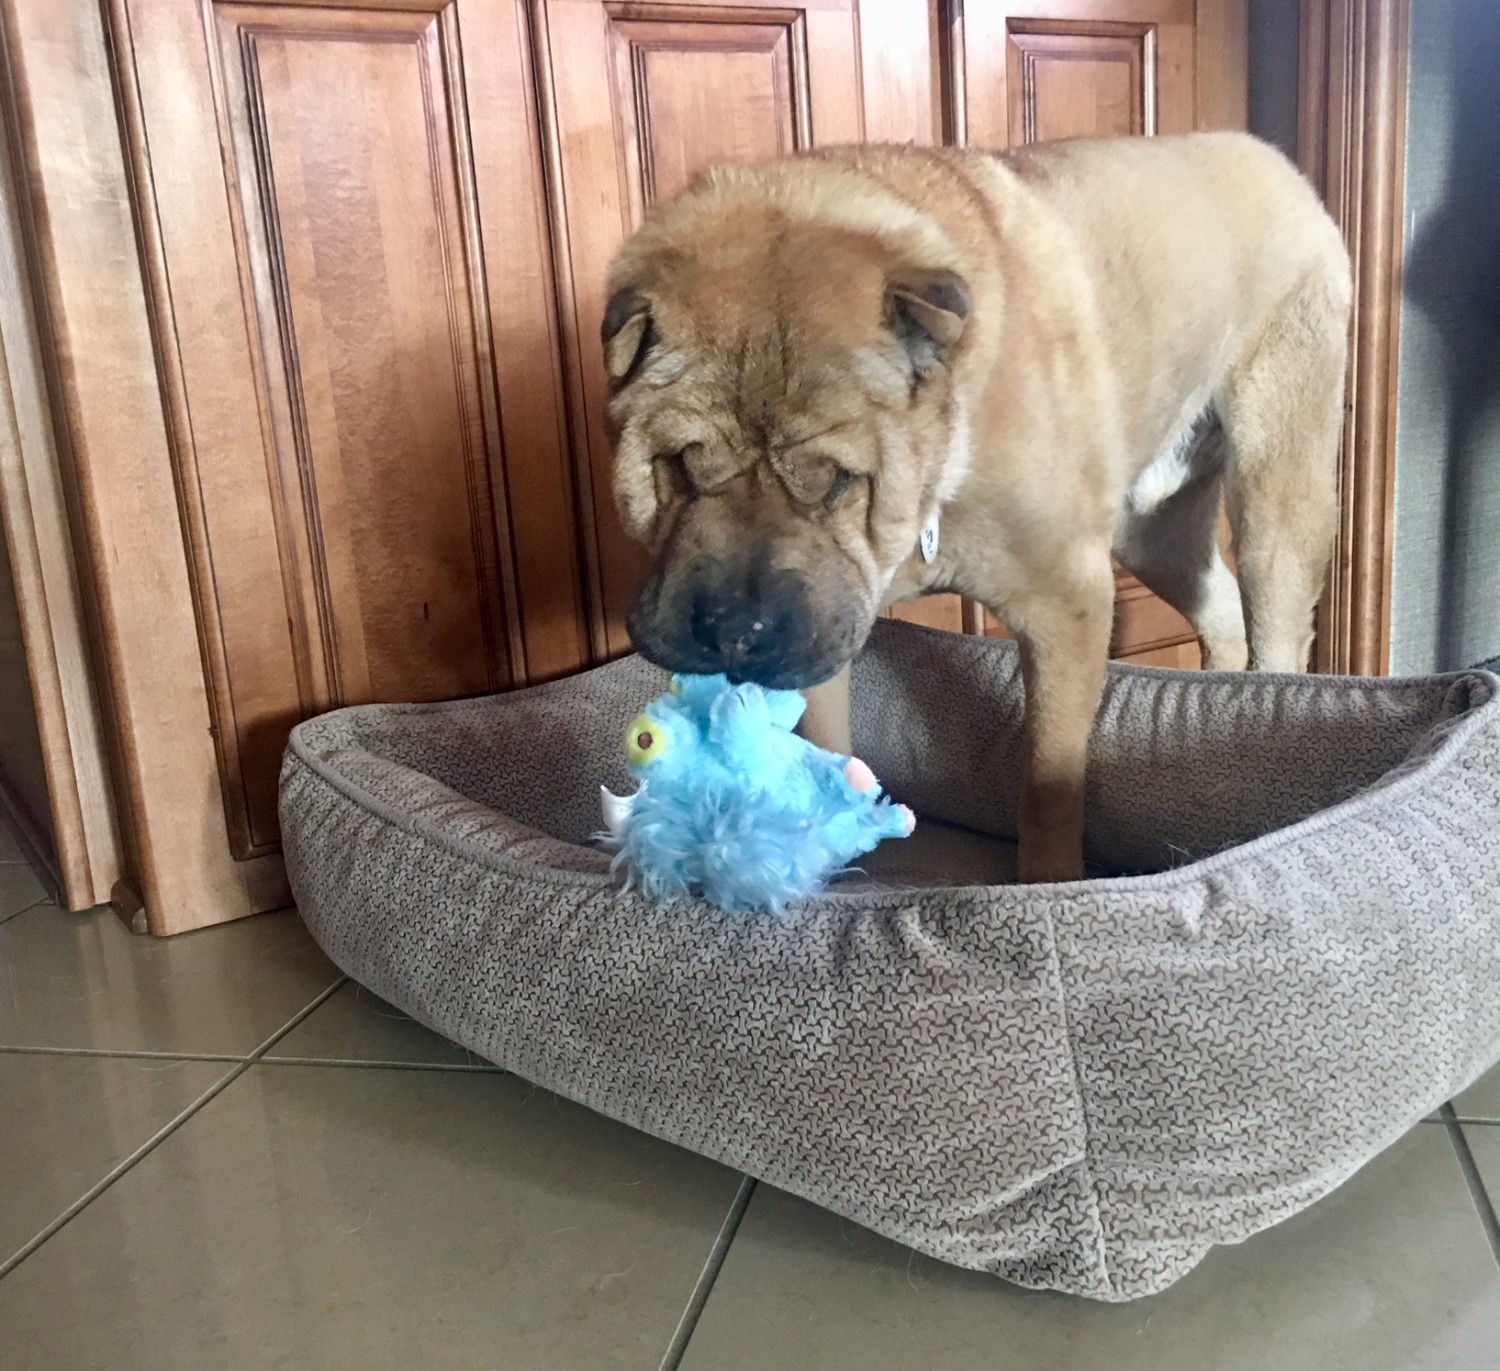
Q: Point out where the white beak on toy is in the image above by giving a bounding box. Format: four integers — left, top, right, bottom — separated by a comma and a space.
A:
600, 785, 636, 840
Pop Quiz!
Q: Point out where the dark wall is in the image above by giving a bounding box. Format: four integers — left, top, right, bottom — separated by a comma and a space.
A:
1391, 0, 1500, 672
1249, 0, 1301, 161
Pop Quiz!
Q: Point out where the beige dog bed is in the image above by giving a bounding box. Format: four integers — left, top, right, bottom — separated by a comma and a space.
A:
280, 620, 1500, 1300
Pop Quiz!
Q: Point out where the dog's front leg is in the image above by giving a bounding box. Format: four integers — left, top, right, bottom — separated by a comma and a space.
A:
1009, 551, 1116, 883
800, 666, 853, 757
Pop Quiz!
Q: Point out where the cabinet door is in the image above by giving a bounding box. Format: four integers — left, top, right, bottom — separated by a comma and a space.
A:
540, 0, 932, 657
115, 0, 588, 865
946, 0, 1247, 663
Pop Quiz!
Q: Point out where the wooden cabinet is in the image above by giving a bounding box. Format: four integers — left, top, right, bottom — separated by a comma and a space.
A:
0, 0, 1248, 932
120, 0, 588, 862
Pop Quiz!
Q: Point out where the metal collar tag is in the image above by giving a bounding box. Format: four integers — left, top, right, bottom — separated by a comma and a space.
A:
919, 513, 939, 564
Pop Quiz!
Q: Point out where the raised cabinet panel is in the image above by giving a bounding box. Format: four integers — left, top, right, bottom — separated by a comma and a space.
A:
955, 0, 1195, 148
1007, 24, 1155, 141
611, 18, 803, 207
541, 0, 864, 658
122, 0, 586, 863
1109, 580, 1200, 661
1116, 638, 1200, 668
213, 6, 512, 713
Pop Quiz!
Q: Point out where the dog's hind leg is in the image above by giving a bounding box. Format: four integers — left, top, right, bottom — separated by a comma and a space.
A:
1218, 270, 1349, 672
1117, 419, 1249, 671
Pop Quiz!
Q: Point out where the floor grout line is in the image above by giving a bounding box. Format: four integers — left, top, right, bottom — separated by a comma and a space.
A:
1439, 1105, 1500, 1268
238, 975, 351, 1057
0, 1045, 246, 1063
0, 1056, 255, 1280
657, 1175, 756, 1371
0, 894, 52, 926
0, 976, 349, 1284
0, 977, 517, 1075
0, 1043, 512, 1073
0, 968, 353, 1065
258, 1055, 507, 1073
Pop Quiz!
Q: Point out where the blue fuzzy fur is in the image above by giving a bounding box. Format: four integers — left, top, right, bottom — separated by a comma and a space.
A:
601, 674, 913, 916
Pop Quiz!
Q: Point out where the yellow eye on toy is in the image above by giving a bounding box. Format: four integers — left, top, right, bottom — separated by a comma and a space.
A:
625, 713, 668, 766
668, 678, 682, 697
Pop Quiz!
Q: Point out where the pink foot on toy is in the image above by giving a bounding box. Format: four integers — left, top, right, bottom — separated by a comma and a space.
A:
898, 805, 916, 835
845, 757, 878, 794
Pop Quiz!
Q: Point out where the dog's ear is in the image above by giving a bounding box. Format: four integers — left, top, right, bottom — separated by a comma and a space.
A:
885, 269, 970, 379
602, 287, 656, 388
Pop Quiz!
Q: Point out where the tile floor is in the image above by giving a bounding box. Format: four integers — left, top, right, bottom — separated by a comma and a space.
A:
2, 824, 1498, 1370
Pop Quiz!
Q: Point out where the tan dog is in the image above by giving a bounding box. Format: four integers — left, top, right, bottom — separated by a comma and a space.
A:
602, 133, 1351, 882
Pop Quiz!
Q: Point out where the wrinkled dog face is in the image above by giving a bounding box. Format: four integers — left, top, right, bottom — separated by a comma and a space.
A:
604, 195, 969, 690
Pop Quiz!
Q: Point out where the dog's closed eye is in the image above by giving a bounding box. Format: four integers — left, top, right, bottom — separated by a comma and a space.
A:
825, 468, 861, 511
653, 447, 695, 505
772, 457, 866, 513
655, 443, 741, 502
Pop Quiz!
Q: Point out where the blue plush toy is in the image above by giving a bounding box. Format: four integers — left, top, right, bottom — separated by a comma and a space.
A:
599, 674, 915, 916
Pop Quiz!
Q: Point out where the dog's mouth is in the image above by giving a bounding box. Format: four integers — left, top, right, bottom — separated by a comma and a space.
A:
626, 560, 871, 690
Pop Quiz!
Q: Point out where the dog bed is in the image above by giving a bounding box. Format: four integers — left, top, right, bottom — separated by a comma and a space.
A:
279, 620, 1500, 1301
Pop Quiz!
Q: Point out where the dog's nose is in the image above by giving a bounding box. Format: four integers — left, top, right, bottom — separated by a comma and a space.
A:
690, 595, 772, 670
688, 566, 813, 683
626, 554, 853, 688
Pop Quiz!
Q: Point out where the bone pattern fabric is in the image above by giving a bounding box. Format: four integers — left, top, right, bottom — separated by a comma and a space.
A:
279, 621, 1500, 1300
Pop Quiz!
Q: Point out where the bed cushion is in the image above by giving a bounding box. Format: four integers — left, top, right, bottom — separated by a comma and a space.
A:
280, 620, 1500, 1300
